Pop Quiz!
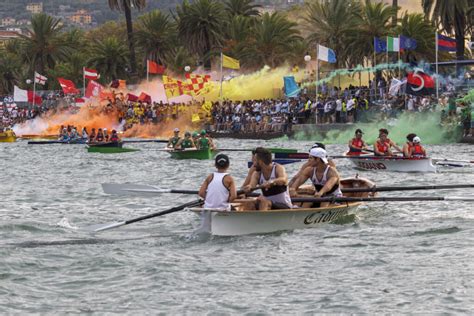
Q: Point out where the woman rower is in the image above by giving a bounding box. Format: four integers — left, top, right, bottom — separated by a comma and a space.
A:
109, 129, 120, 143
374, 128, 402, 156
89, 128, 96, 143
348, 129, 368, 155
407, 136, 426, 158
199, 154, 237, 210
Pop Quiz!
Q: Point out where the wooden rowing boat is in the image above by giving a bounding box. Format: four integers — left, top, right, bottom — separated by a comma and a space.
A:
343, 152, 437, 173
87, 141, 139, 154
188, 177, 375, 236
168, 148, 217, 160
0, 131, 16, 142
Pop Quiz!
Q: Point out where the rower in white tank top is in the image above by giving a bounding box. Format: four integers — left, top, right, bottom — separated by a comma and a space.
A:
204, 172, 231, 209
311, 165, 342, 197
259, 163, 293, 208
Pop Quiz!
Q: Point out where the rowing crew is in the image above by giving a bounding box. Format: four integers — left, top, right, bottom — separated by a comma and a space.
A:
167, 128, 216, 150
348, 128, 427, 158
88, 128, 120, 143
58, 125, 120, 143
199, 145, 340, 212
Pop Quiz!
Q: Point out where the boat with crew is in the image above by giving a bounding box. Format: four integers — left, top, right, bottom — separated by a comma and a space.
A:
188, 177, 375, 236
0, 130, 16, 142
343, 152, 437, 173
167, 148, 217, 160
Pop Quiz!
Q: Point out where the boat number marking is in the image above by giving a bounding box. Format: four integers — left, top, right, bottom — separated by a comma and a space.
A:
356, 161, 387, 170
304, 209, 345, 225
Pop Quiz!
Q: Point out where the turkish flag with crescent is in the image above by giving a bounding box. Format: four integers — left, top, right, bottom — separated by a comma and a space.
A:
406, 70, 435, 96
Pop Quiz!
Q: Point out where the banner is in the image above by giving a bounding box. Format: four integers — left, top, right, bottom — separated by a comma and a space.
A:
147, 60, 166, 74
163, 75, 184, 98
84, 68, 99, 80
13, 86, 42, 104
387, 36, 400, 52
57, 78, 80, 94
34, 72, 47, 85
184, 73, 212, 96
222, 54, 240, 70
406, 69, 435, 96
283, 76, 300, 98
318, 45, 336, 63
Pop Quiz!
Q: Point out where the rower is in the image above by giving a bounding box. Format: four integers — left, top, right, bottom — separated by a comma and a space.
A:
192, 131, 200, 148
110, 129, 120, 142
290, 147, 342, 208
81, 127, 88, 140
167, 128, 180, 148
199, 154, 237, 210
348, 129, 368, 155
202, 129, 216, 150
403, 133, 416, 158
289, 143, 336, 187
89, 128, 96, 143
96, 128, 104, 142
242, 147, 265, 188
103, 128, 109, 142
60, 127, 69, 141
374, 128, 402, 156
243, 148, 293, 211
175, 131, 195, 150
197, 129, 215, 150
410, 136, 426, 157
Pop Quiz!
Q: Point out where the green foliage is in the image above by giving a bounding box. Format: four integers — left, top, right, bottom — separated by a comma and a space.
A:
87, 37, 129, 82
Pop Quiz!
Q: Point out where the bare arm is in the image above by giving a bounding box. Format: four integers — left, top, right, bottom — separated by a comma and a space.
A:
316, 167, 340, 196
402, 144, 410, 158
270, 164, 288, 187
289, 161, 311, 187
373, 141, 381, 155
198, 174, 213, 199
224, 175, 237, 203
290, 167, 312, 191
242, 165, 256, 188
174, 139, 183, 149
391, 140, 402, 152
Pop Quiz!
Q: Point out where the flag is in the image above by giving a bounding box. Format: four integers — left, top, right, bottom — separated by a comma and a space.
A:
75, 98, 86, 106
84, 68, 99, 80
202, 101, 213, 114
374, 37, 387, 53
138, 92, 152, 103
437, 34, 457, 52
317, 45, 336, 63
222, 54, 240, 69
34, 72, 47, 85
184, 73, 212, 96
13, 85, 42, 104
284, 76, 300, 97
85, 80, 104, 98
57, 78, 80, 94
406, 69, 435, 96
388, 78, 406, 96
387, 36, 400, 52
126, 93, 139, 102
147, 60, 166, 74
399, 35, 417, 50
191, 113, 201, 123
163, 75, 184, 98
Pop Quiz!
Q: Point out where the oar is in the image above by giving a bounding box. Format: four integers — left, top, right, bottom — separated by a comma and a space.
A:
219, 148, 298, 154
291, 196, 474, 203
123, 139, 168, 144
433, 158, 474, 164
84, 199, 203, 232
341, 184, 474, 193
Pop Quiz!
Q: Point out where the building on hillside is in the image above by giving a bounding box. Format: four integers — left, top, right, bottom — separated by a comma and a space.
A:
1, 17, 16, 26
0, 30, 21, 48
26, 3, 43, 14
16, 19, 31, 26
69, 10, 92, 25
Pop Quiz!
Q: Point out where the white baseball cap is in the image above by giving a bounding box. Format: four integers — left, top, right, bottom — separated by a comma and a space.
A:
174, 128, 180, 132
413, 136, 421, 143
309, 147, 328, 164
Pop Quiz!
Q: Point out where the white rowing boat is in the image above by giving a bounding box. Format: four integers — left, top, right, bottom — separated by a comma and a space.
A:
188, 177, 375, 236
344, 153, 437, 173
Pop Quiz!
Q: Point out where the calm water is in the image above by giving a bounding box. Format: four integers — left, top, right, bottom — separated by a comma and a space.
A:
0, 139, 473, 314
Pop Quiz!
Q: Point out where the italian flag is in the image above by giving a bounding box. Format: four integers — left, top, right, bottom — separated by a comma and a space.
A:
387, 36, 400, 52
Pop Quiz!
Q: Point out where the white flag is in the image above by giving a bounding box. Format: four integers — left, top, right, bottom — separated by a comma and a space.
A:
317, 45, 336, 63
34, 72, 47, 85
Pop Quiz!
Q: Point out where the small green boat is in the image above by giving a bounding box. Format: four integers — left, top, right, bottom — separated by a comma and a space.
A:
168, 148, 216, 160
87, 142, 140, 154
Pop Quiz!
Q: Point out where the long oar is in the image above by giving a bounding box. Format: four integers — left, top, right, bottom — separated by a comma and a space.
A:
341, 184, 474, 193
84, 199, 203, 232
291, 196, 474, 203
433, 158, 474, 164
219, 148, 297, 154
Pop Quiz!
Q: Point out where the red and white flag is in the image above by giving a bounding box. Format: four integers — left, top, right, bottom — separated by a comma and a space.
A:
13, 85, 42, 104
34, 72, 47, 85
57, 77, 80, 94
85, 80, 104, 98
83, 67, 100, 80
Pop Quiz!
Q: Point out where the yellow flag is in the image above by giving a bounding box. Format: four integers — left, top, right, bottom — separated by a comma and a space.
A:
163, 75, 182, 98
222, 54, 240, 70
202, 101, 213, 114
191, 113, 201, 123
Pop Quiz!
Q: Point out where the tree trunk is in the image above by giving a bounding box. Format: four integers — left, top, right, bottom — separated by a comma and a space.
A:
392, 0, 398, 27
124, 3, 138, 78
454, 18, 465, 75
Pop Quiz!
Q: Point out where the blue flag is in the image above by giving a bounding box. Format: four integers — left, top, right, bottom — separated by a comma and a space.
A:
284, 76, 300, 98
374, 37, 387, 53
400, 35, 417, 50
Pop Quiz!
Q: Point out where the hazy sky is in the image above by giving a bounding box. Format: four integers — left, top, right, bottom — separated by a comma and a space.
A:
381, 0, 423, 13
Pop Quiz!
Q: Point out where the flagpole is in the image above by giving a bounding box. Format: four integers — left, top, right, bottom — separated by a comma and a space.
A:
435, 31, 439, 101
219, 52, 224, 100
33, 74, 36, 106
398, 35, 401, 78
316, 44, 319, 98
373, 38, 377, 99
82, 67, 85, 97
146, 60, 149, 83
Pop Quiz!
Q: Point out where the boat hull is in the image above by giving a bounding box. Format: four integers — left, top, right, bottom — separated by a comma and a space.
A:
87, 147, 139, 154
168, 148, 216, 160
0, 134, 16, 142
347, 155, 437, 173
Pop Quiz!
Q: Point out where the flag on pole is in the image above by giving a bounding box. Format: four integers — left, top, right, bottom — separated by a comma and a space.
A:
163, 75, 184, 98
374, 37, 387, 53
84, 68, 100, 80
184, 73, 212, 96
283, 76, 300, 97
387, 36, 400, 52
406, 69, 435, 96
85, 80, 104, 98
147, 60, 166, 74
437, 34, 457, 52
13, 86, 42, 104
399, 35, 417, 50
222, 54, 240, 69
57, 78, 80, 94
34, 72, 47, 85
317, 45, 336, 63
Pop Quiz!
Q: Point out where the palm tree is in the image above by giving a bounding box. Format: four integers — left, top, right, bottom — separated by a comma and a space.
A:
224, 0, 261, 18
222, 15, 255, 66
422, 0, 472, 62
250, 12, 303, 68
396, 13, 437, 62
135, 10, 177, 66
18, 13, 70, 74
87, 37, 129, 82
107, 0, 146, 77
175, 0, 226, 69
392, 0, 398, 27
0, 47, 21, 94
163, 46, 196, 75
304, 0, 360, 67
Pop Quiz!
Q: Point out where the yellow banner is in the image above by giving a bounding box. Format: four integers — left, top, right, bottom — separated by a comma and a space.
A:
163, 75, 182, 98
202, 101, 213, 113
191, 113, 201, 122
223, 54, 240, 70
